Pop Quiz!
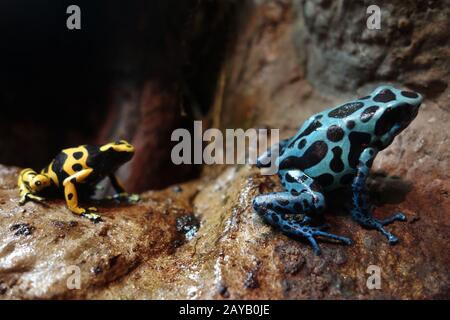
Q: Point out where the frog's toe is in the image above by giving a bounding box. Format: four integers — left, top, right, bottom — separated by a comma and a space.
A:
387, 234, 399, 245
378, 212, 406, 244
308, 237, 322, 256
381, 212, 406, 226
352, 210, 405, 244
109, 192, 140, 203
108, 193, 122, 201
127, 194, 140, 203
341, 237, 353, 246
19, 196, 27, 205
313, 230, 353, 246
21, 193, 45, 205
82, 212, 102, 223
305, 232, 352, 255
301, 234, 321, 255
373, 223, 400, 244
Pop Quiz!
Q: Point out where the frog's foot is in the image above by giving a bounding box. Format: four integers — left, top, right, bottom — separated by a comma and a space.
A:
108, 192, 140, 203
79, 207, 102, 223
81, 209, 102, 223
127, 193, 140, 203
307, 228, 353, 255
287, 225, 352, 255
351, 209, 406, 244
257, 208, 352, 255
254, 181, 352, 255
19, 193, 45, 205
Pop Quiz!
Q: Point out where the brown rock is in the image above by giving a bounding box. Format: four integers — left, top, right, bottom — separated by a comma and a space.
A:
0, 165, 196, 299
1, 161, 447, 299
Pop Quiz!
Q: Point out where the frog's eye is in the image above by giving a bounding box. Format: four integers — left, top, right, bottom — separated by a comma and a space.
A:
32, 175, 50, 190
375, 104, 412, 136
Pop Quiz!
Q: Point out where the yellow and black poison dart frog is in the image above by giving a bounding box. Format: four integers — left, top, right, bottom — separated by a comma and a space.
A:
18, 140, 139, 222
254, 86, 423, 255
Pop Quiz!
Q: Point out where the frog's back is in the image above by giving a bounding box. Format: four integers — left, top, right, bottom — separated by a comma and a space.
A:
43, 144, 102, 188
277, 97, 377, 191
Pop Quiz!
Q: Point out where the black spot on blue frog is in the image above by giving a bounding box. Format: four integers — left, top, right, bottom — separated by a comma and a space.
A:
253, 86, 423, 255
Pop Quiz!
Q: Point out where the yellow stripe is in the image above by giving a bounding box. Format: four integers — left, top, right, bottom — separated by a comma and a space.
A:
47, 160, 59, 187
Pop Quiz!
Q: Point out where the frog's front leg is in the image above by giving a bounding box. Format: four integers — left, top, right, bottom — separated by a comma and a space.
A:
253, 169, 352, 255
63, 169, 101, 223
107, 174, 140, 203
351, 147, 406, 244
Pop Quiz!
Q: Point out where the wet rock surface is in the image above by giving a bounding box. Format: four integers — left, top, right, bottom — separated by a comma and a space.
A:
0, 0, 449, 299
0, 163, 448, 299
0, 166, 196, 299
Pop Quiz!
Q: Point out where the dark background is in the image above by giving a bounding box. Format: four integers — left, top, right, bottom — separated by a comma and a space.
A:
0, 0, 108, 166
0, 0, 236, 190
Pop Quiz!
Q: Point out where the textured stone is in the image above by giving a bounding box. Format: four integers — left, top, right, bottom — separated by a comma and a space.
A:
0, 165, 195, 299
1, 163, 447, 299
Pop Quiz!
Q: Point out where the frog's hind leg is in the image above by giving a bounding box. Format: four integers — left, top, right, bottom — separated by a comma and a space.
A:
253, 170, 352, 255
351, 148, 406, 244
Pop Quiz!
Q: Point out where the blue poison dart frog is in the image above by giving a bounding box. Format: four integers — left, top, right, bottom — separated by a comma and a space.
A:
254, 86, 423, 255
18, 140, 140, 223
